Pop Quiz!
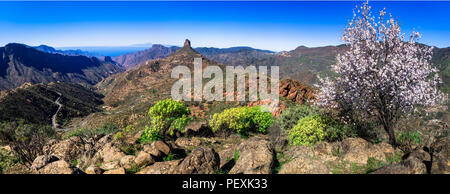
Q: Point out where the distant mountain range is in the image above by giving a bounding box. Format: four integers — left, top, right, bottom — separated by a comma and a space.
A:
112, 45, 180, 70
0, 39, 447, 130
56, 46, 154, 57
111, 45, 275, 70
2, 41, 448, 93
110, 42, 449, 91
34, 45, 100, 57
0, 43, 123, 90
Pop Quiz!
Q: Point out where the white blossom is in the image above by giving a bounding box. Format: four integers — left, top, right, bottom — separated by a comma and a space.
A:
315, 1, 444, 144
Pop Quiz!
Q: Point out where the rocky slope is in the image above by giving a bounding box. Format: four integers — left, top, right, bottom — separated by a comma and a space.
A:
97, 39, 220, 104
112, 45, 179, 70
0, 43, 123, 90
18, 126, 449, 174
84, 40, 223, 129
111, 44, 274, 70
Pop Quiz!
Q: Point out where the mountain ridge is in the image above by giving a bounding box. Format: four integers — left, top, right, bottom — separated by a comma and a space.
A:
0, 43, 123, 90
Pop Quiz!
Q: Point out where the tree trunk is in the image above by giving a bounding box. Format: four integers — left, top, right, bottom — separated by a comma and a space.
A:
384, 124, 397, 147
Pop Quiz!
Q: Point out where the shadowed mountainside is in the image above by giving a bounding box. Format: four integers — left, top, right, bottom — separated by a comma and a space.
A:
0, 82, 104, 126
0, 43, 123, 90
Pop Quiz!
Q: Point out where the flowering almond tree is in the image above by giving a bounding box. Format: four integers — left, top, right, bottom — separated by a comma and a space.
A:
316, 1, 443, 145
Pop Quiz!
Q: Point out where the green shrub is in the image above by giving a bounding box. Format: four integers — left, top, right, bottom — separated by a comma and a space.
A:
321, 115, 356, 142
141, 99, 191, 142
396, 131, 422, 152
209, 106, 274, 136
287, 112, 356, 146
0, 148, 18, 174
114, 125, 134, 141
279, 105, 318, 131
0, 121, 55, 166
288, 114, 326, 146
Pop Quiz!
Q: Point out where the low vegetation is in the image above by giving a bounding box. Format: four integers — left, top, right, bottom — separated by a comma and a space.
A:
281, 105, 355, 146
209, 106, 274, 137
0, 148, 18, 174
66, 122, 119, 139
0, 121, 55, 166
140, 99, 191, 142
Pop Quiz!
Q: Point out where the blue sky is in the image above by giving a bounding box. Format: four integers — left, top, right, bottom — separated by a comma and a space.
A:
0, 1, 449, 51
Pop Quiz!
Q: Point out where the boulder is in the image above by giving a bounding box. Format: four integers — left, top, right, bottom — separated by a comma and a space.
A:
285, 145, 314, 159
370, 149, 429, 174
31, 155, 59, 170
175, 147, 219, 174
339, 138, 395, 164
104, 168, 126, 174
340, 138, 370, 164
430, 137, 449, 174
431, 136, 449, 158
36, 160, 77, 174
101, 160, 121, 171
400, 149, 431, 174
85, 165, 103, 174
218, 147, 236, 169
95, 134, 114, 149
44, 136, 85, 162
134, 151, 155, 167
402, 156, 427, 174
120, 155, 136, 169
279, 157, 330, 174
313, 142, 339, 162
407, 149, 431, 162
143, 140, 171, 159
153, 141, 171, 155
185, 122, 213, 137
94, 142, 125, 163
136, 160, 182, 174
368, 142, 395, 162
229, 137, 275, 174
430, 154, 449, 174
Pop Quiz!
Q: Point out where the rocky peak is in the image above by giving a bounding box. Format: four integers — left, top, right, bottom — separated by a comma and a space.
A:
184, 39, 191, 47
103, 56, 113, 63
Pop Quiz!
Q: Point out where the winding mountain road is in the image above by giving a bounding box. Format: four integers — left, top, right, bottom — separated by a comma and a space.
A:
51, 92, 94, 132
52, 92, 62, 130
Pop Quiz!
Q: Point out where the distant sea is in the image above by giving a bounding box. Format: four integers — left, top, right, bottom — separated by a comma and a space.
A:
56, 46, 151, 57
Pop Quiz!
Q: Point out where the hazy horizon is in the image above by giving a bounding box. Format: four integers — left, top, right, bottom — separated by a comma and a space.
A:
1, 1, 449, 51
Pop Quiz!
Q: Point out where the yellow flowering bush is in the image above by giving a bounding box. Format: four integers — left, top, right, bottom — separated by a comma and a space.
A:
288, 114, 326, 146
209, 106, 273, 136
141, 99, 191, 142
